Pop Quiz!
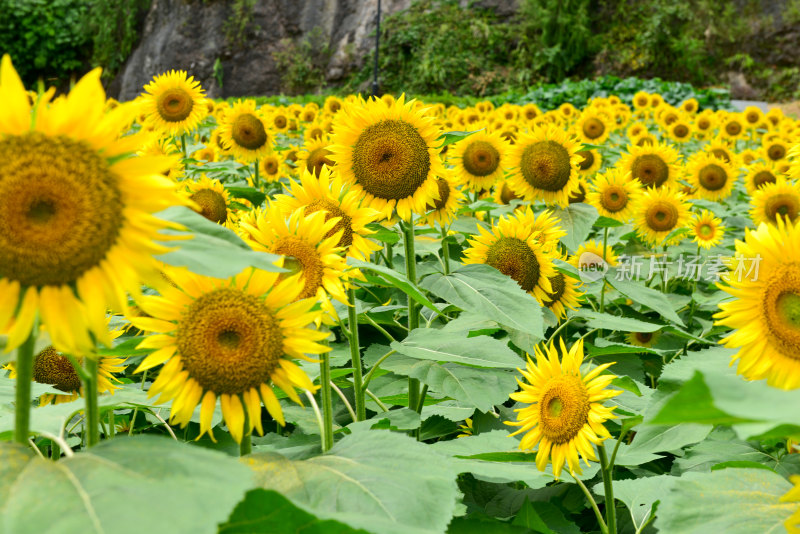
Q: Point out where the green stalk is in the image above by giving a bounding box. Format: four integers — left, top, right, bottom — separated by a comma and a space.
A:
181, 133, 189, 168
253, 159, 261, 190
239, 405, 252, 456
402, 220, 421, 411
384, 242, 394, 269
598, 443, 617, 534
83, 357, 100, 447
347, 287, 366, 421
13, 328, 36, 445
319, 351, 334, 451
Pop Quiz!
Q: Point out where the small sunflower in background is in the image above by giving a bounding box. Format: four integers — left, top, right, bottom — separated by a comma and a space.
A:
739, 148, 760, 166
463, 208, 557, 305
323, 96, 343, 115
507, 338, 620, 478
743, 105, 764, 128
574, 111, 610, 145
635, 187, 691, 246
715, 220, 800, 389
750, 180, 800, 226
626, 330, 660, 348
449, 130, 508, 192
685, 152, 737, 201
543, 257, 583, 321
422, 174, 465, 227
140, 70, 209, 136
220, 99, 272, 163
666, 120, 693, 143
586, 169, 642, 223
568, 175, 589, 204
275, 166, 381, 261
296, 138, 335, 178
689, 209, 725, 249
763, 137, 790, 163
507, 125, 582, 207
258, 153, 286, 183
693, 112, 716, 139
330, 94, 445, 221
131, 267, 330, 443
619, 141, 681, 189
492, 180, 523, 205
576, 148, 602, 177
680, 98, 699, 114
720, 113, 746, 140
267, 109, 290, 134
186, 175, 237, 227
632, 91, 651, 111
745, 162, 780, 193
704, 139, 739, 167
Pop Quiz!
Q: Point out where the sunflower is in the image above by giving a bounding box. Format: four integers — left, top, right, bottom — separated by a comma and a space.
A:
667, 120, 693, 143
185, 175, 238, 227
632, 91, 651, 110
463, 208, 557, 304
507, 126, 582, 207
241, 205, 349, 307
586, 169, 642, 222
192, 146, 216, 164
449, 130, 508, 192
296, 138, 334, 178
493, 181, 523, 205
693, 112, 716, 137
267, 109, 290, 133
720, 113, 745, 140
750, 180, 800, 226
571, 239, 618, 276
507, 338, 619, 478
619, 141, 681, 189
576, 148, 602, 176
324, 96, 343, 115
257, 153, 284, 183
140, 70, 209, 136
574, 111, 610, 145
543, 259, 583, 321
715, 220, 800, 389
782, 477, 800, 532
422, 174, 465, 227
0, 55, 184, 355
219, 100, 272, 162
704, 139, 738, 167
275, 166, 381, 261
763, 138, 790, 163
634, 133, 657, 147
689, 209, 725, 249
625, 330, 660, 348
680, 98, 699, 114
627, 123, 648, 141
745, 162, 781, 193
740, 148, 759, 166
568, 176, 588, 204
330, 94, 445, 221
521, 103, 541, 122
130, 267, 329, 442
743, 105, 764, 127
635, 187, 691, 246
303, 121, 328, 145
685, 152, 737, 201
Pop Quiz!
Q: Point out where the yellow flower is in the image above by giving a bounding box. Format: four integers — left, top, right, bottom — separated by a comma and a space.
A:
745, 162, 781, 193
781, 476, 800, 533
634, 187, 691, 246
543, 258, 583, 321
571, 240, 619, 269
449, 130, 509, 192
219, 99, 272, 163
422, 173, 466, 227
619, 141, 681, 189
689, 209, 725, 249
574, 111, 611, 145
576, 148, 602, 176
750, 180, 800, 226
685, 152, 737, 201
0, 55, 183, 355
507, 338, 619, 478
140, 70, 209, 136
185, 175, 237, 227
296, 137, 334, 178
586, 169, 642, 223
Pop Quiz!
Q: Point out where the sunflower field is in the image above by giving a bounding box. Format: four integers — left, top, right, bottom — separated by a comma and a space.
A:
2, 54, 800, 534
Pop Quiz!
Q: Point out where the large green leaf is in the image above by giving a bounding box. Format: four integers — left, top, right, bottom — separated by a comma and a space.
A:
654, 468, 795, 534
407, 361, 517, 412
578, 310, 662, 332
420, 264, 544, 341
550, 203, 599, 252
219, 489, 368, 534
154, 206, 284, 278
593, 475, 677, 532
348, 259, 445, 317
246, 431, 459, 534
0, 436, 254, 534
391, 329, 524, 369
608, 277, 685, 326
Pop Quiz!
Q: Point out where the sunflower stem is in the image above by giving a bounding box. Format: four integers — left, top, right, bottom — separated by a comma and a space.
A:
384, 242, 394, 269
402, 220, 421, 413
598, 442, 617, 534
319, 350, 335, 451
83, 357, 100, 447
180, 133, 188, 167
571, 472, 608, 534
240, 407, 252, 456
253, 159, 261, 190
347, 287, 366, 421
13, 328, 36, 446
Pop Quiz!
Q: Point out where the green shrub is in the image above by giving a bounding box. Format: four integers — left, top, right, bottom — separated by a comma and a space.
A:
87, 0, 152, 80
272, 27, 333, 95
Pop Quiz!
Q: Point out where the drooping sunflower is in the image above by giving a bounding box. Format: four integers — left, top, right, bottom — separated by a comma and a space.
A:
449, 130, 508, 192
689, 209, 725, 249
463, 208, 557, 304
0, 55, 184, 355
586, 169, 642, 223
574, 111, 611, 145
576, 148, 602, 176
745, 162, 781, 193
493, 180, 523, 205
507, 338, 619, 478
635, 187, 691, 246
619, 141, 681, 189
715, 220, 800, 389
219, 99, 272, 163
507, 126, 582, 207
543, 259, 583, 321
185, 175, 237, 227
275, 166, 381, 261
685, 152, 737, 201
329, 94, 446, 221
750, 180, 800, 226
568, 176, 588, 204
422, 173, 465, 227
130, 267, 330, 442
140, 70, 209, 136
296, 138, 335, 178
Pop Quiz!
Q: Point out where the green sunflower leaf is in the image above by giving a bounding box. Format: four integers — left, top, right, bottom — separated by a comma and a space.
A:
391, 328, 524, 369
437, 128, 484, 148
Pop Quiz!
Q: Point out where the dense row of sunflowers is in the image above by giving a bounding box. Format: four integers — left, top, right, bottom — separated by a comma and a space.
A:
2, 54, 800, 533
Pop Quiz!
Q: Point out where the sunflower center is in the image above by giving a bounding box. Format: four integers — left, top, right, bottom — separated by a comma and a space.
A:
0, 132, 124, 287
520, 140, 572, 192
767, 144, 786, 161
710, 148, 731, 163
582, 118, 605, 139
304, 199, 353, 248
673, 124, 689, 138
698, 164, 728, 191
746, 112, 760, 124
306, 147, 334, 177
232, 113, 268, 150
498, 183, 520, 205
273, 115, 287, 129
462, 140, 500, 177
646, 201, 679, 232
762, 264, 800, 360
725, 121, 742, 136
351, 119, 431, 201
698, 223, 714, 238
273, 236, 325, 299
545, 273, 566, 307
578, 150, 594, 171
177, 288, 284, 394
753, 171, 776, 188
538, 375, 591, 444
156, 87, 194, 122
601, 186, 628, 212
485, 237, 540, 292
698, 119, 711, 130
263, 157, 280, 175
631, 154, 669, 187
765, 194, 800, 223
635, 332, 653, 344
33, 347, 83, 393
190, 189, 228, 224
